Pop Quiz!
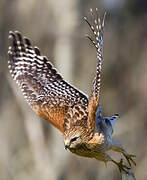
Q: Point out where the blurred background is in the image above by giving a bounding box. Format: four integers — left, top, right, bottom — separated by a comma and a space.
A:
0, 0, 147, 179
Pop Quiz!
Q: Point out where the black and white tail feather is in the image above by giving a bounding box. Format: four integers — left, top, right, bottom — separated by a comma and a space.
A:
96, 104, 119, 137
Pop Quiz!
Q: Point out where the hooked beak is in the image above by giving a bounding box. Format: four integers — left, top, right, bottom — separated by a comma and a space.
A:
64, 139, 70, 150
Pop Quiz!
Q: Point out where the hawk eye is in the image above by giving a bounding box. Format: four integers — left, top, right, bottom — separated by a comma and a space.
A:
70, 137, 78, 143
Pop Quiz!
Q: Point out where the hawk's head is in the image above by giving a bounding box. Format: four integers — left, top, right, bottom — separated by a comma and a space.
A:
63, 126, 91, 150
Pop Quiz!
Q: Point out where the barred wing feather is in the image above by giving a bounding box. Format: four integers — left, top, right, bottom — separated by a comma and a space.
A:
8, 31, 88, 133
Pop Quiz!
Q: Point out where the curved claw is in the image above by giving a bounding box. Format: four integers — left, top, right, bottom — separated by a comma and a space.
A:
112, 158, 129, 173
123, 153, 136, 166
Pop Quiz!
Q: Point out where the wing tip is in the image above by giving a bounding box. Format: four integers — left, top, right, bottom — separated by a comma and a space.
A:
34, 46, 41, 56
8, 31, 25, 43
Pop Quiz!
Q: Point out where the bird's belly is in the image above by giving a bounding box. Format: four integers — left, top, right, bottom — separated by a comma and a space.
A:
69, 144, 106, 159
70, 147, 93, 158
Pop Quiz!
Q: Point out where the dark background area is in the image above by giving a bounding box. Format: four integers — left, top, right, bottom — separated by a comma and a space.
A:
0, 0, 147, 179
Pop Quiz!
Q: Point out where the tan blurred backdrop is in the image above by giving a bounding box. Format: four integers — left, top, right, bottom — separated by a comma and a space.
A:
0, 0, 147, 180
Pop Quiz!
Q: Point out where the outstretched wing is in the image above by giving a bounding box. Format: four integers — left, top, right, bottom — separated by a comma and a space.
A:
8, 31, 88, 133
84, 9, 106, 132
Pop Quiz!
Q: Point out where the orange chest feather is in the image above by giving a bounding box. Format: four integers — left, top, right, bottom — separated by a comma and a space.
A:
88, 133, 105, 146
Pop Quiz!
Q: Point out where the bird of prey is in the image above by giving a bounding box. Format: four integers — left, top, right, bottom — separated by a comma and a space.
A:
8, 8, 136, 172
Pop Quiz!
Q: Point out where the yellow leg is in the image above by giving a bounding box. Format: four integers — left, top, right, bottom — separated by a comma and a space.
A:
122, 150, 136, 166
111, 138, 136, 167
96, 153, 130, 173
111, 158, 130, 173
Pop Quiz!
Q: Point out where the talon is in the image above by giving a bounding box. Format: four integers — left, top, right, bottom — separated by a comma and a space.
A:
111, 158, 129, 173
123, 153, 136, 166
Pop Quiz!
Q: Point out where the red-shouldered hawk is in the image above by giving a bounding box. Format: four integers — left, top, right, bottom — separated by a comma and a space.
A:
8, 8, 136, 173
